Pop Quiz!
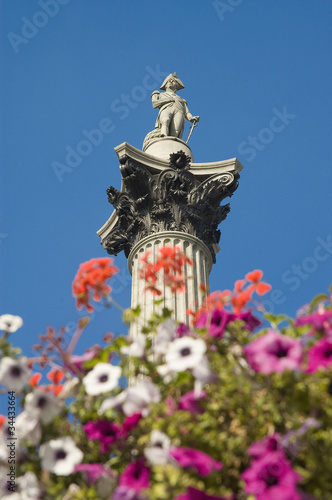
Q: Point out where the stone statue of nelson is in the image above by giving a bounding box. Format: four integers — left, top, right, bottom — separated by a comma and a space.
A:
142, 72, 199, 151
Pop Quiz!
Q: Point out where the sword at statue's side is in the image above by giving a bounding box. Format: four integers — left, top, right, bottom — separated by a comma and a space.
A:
185, 118, 198, 144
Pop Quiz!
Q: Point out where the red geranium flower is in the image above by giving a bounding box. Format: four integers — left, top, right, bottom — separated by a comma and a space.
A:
72, 257, 119, 312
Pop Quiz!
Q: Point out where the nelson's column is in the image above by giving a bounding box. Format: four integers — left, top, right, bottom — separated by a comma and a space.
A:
98, 73, 243, 336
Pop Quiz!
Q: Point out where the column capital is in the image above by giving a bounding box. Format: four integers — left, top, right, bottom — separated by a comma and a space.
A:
97, 143, 242, 263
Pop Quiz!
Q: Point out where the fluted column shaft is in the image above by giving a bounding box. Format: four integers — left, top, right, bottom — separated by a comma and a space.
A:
128, 231, 212, 338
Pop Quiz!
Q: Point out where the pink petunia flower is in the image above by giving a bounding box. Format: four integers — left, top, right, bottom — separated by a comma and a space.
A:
178, 390, 206, 414
119, 459, 150, 492
295, 309, 332, 333
169, 447, 222, 476
306, 337, 332, 373
244, 330, 303, 374
249, 433, 281, 460
74, 463, 113, 484
84, 419, 122, 453
242, 451, 301, 500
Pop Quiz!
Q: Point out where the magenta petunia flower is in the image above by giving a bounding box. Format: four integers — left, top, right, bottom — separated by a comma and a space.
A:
249, 433, 281, 460
169, 447, 222, 476
244, 330, 303, 374
306, 337, 332, 373
84, 419, 122, 453
174, 486, 227, 500
119, 459, 150, 492
195, 308, 261, 338
122, 413, 142, 434
295, 309, 332, 332
242, 451, 301, 500
178, 390, 206, 414
74, 463, 113, 483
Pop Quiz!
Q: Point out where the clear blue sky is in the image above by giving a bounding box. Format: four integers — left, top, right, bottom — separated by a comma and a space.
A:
1, 1, 332, 375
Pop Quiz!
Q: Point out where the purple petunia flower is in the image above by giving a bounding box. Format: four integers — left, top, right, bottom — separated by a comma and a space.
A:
119, 459, 150, 492
169, 447, 222, 476
244, 330, 303, 374
306, 337, 332, 373
242, 451, 301, 500
176, 323, 192, 337
84, 419, 122, 453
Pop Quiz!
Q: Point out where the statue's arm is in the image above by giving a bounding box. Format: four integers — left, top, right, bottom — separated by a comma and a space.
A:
151, 91, 174, 109
183, 100, 200, 123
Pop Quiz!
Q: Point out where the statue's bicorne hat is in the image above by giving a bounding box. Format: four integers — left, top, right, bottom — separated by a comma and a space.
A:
160, 72, 185, 91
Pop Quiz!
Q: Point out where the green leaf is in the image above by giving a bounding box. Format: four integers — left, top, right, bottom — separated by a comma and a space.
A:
309, 293, 329, 311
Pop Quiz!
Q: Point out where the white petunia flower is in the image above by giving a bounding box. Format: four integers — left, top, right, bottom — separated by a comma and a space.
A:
152, 318, 177, 356
17, 471, 41, 499
120, 333, 146, 358
156, 363, 176, 383
98, 391, 127, 415
16, 411, 42, 445
159, 336, 206, 375
0, 314, 23, 333
0, 357, 31, 393
24, 390, 62, 424
83, 363, 121, 396
193, 355, 216, 396
122, 379, 161, 417
144, 430, 172, 465
40, 437, 83, 476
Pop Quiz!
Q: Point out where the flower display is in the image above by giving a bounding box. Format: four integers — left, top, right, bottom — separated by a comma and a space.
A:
0, 253, 331, 499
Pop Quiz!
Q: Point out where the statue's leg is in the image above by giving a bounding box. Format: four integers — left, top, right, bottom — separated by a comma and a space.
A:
159, 108, 173, 137
171, 111, 185, 139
